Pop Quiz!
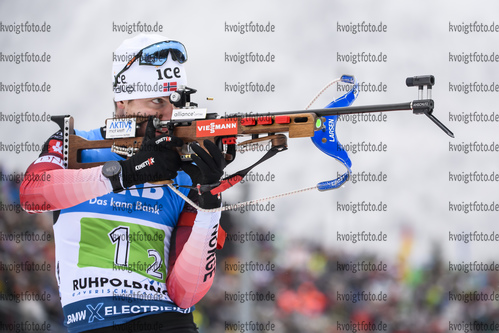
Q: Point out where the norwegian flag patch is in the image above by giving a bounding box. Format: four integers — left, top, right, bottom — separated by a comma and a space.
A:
163, 82, 177, 92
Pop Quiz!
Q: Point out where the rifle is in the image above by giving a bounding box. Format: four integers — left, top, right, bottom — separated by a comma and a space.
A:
51, 74, 453, 208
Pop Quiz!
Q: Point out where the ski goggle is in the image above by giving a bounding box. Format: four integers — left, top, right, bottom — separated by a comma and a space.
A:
113, 40, 188, 87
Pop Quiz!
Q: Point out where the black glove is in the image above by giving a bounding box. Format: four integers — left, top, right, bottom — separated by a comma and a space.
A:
119, 117, 182, 189
181, 140, 229, 209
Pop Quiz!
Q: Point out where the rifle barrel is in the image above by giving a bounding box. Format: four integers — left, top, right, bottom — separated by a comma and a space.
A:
261, 102, 412, 117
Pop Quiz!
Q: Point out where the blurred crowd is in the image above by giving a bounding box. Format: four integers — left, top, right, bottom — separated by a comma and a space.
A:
0, 167, 64, 332
1, 166, 499, 332
197, 217, 499, 333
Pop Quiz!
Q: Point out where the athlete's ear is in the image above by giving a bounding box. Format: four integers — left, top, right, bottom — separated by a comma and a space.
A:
115, 101, 126, 110
114, 100, 127, 117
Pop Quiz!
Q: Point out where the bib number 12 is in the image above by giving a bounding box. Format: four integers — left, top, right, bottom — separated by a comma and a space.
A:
108, 226, 163, 280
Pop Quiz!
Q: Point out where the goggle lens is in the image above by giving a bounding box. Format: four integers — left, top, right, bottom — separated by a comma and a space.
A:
139, 41, 187, 66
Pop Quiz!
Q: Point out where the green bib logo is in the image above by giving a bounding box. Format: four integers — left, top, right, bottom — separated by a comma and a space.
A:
78, 218, 166, 282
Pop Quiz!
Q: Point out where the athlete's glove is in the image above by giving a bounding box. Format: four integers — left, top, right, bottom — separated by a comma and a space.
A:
118, 117, 183, 189
182, 140, 231, 209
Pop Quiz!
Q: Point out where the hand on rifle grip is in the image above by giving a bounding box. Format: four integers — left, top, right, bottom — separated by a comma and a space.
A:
118, 117, 183, 190
181, 139, 233, 209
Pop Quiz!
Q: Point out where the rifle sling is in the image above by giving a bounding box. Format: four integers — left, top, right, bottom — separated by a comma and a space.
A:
197, 144, 288, 196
